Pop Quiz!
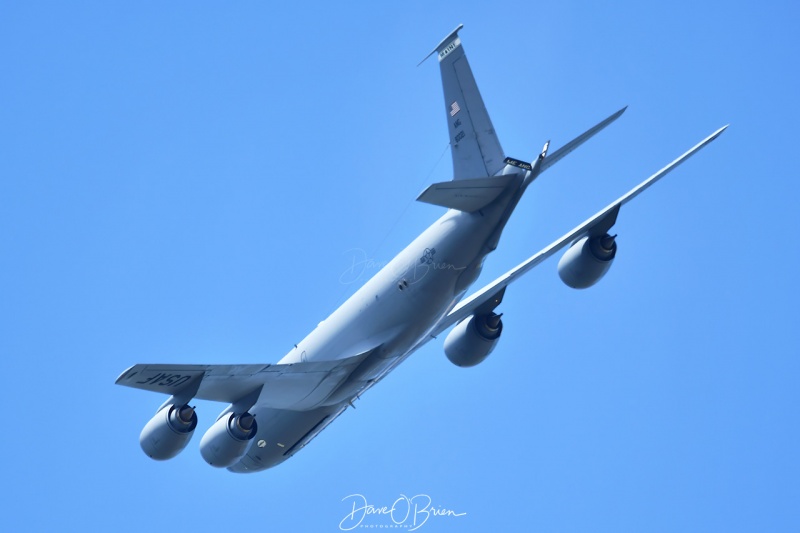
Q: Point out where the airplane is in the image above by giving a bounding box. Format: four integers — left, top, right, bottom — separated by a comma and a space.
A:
116, 24, 727, 473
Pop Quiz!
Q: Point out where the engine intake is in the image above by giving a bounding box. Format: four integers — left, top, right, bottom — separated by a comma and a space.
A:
557, 234, 617, 289
140, 404, 198, 461
444, 312, 503, 367
199, 412, 258, 468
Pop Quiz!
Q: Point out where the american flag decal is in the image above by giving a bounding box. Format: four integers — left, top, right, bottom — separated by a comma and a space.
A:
449, 101, 461, 117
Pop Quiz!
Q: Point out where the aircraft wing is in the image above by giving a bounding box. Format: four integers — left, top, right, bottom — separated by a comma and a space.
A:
428, 124, 728, 339
115, 351, 370, 411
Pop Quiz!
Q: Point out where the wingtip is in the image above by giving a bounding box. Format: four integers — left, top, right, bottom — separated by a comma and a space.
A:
708, 124, 730, 142
115, 365, 136, 384
611, 105, 628, 119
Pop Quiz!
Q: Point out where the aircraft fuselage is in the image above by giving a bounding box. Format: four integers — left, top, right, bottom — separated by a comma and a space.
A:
229, 171, 526, 472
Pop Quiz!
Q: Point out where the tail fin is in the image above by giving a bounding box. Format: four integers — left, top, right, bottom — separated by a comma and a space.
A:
423, 25, 504, 180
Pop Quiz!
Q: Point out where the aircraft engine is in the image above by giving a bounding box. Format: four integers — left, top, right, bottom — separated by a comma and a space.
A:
444, 312, 503, 367
199, 412, 258, 468
139, 404, 198, 461
557, 234, 617, 289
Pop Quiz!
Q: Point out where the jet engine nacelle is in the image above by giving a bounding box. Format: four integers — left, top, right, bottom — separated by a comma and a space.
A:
557, 234, 617, 289
199, 412, 258, 468
444, 312, 503, 367
140, 404, 198, 461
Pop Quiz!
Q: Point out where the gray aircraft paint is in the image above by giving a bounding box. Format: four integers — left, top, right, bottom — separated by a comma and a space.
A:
116, 25, 726, 473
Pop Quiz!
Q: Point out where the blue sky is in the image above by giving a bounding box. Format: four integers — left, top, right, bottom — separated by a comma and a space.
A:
2, 2, 798, 531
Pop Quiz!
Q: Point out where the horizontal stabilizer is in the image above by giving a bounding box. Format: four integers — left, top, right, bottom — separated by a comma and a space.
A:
417, 175, 516, 212
540, 107, 627, 174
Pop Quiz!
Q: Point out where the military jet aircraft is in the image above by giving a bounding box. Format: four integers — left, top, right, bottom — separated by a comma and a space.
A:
116, 25, 726, 473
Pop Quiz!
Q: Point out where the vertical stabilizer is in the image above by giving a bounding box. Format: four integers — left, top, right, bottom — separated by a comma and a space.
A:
427, 25, 504, 180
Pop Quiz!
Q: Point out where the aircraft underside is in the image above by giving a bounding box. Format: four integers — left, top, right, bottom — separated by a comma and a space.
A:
116, 24, 725, 473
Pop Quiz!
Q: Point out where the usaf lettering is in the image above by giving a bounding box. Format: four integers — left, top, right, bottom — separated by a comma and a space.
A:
136, 373, 192, 388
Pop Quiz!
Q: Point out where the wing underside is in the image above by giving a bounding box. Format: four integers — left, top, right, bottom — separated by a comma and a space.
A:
115, 351, 371, 411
